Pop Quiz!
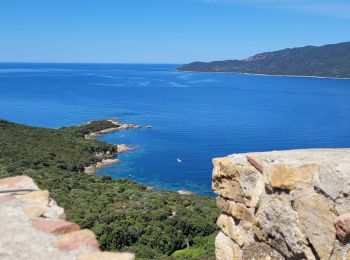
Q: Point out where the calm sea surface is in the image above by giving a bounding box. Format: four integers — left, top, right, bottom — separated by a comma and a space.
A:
1, 63, 350, 195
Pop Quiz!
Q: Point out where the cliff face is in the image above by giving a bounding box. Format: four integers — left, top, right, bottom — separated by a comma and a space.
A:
212, 149, 350, 260
0, 175, 134, 260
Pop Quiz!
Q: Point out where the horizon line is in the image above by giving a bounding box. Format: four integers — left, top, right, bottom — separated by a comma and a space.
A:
0, 61, 183, 65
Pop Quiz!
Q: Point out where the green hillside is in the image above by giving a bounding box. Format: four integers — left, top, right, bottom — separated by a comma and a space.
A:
178, 41, 350, 78
0, 120, 219, 259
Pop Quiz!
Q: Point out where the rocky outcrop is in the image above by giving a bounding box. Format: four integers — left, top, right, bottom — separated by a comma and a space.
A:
0, 175, 134, 260
84, 120, 140, 140
83, 120, 138, 175
84, 158, 119, 175
84, 143, 135, 174
213, 148, 350, 260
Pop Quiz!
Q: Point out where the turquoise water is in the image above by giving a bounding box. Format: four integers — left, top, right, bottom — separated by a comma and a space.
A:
1, 63, 350, 196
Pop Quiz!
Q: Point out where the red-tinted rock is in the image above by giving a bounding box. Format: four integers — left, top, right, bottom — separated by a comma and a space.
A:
0, 195, 16, 201
0, 175, 38, 190
246, 155, 264, 173
32, 219, 80, 234
335, 213, 350, 242
53, 229, 100, 251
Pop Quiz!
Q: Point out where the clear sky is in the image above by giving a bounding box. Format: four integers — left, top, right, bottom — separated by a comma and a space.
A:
0, 0, 349, 63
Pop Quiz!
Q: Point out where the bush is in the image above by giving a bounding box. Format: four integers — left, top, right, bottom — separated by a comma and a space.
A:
0, 120, 220, 258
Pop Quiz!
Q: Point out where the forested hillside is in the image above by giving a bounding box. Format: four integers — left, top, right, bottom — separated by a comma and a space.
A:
0, 120, 219, 259
178, 41, 350, 78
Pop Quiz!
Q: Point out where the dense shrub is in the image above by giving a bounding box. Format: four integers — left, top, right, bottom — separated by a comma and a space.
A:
0, 120, 219, 259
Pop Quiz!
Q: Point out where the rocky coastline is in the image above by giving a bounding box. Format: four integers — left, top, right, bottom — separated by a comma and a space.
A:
84, 119, 140, 140
83, 120, 140, 174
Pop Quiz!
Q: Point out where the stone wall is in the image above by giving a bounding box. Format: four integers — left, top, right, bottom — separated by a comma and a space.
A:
0, 175, 134, 260
212, 149, 350, 260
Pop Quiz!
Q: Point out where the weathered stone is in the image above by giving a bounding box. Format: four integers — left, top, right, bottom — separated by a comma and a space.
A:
256, 193, 308, 257
294, 190, 336, 260
329, 240, 349, 260
0, 195, 15, 201
24, 207, 47, 218
347, 249, 350, 260
214, 149, 350, 260
246, 155, 264, 173
335, 198, 350, 216
32, 219, 80, 234
77, 252, 135, 260
53, 229, 100, 251
215, 231, 242, 260
335, 213, 350, 242
0, 175, 38, 191
0, 175, 128, 259
217, 214, 253, 246
43, 206, 66, 220
212, 157, 264, 207
266, 164, 315, 190
216, 197, 254, 222
212, 157, 247, 203
240, 166, 265, 208
19, 190, 50, 205
241, 242, 284, 260
314, 164, 345, 201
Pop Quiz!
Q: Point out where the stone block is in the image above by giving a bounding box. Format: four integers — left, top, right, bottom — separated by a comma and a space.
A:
77, 252, 135, 260
266, 164, 316, 190
335, 213, 350, 242
246, 155, 264, 173
24, 207, 47, 218
217, 214, 253, 246
32, 219, 80, 234
293, 190, 336, 260
216, 197, 254, 222
215, 231, 242, 260
256, 193, 308, 257
53, 229, 100, 251
212, 157, 264, 207
0, 175, 38, 190
19, 190, 50, 205
242, 242, 284, 260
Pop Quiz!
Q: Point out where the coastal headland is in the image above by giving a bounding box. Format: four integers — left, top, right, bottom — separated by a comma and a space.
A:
0, 119, 219, 259
81, 120, 140, 174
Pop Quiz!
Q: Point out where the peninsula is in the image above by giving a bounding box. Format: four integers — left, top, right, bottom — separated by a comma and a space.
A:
178, 41, 350, 78
0, 119, 219, 259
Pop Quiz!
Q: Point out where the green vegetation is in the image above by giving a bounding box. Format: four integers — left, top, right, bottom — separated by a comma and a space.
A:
171, 233, 216, 259
59, 120, 117, 137
178, 41, 350, 78
0, 120, 219, 259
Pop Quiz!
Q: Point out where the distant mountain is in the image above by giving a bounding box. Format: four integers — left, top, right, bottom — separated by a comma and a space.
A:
178, 42, 350, 78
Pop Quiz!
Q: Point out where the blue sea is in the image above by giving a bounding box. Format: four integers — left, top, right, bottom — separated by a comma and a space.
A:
1, 63, 350, 196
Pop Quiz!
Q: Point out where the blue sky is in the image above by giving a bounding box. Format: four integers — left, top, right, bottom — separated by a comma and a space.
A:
0, 0, 349, 63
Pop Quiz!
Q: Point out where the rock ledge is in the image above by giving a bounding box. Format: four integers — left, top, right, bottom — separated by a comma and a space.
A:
213, 148, 350, 260
0, 175, 134, 260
